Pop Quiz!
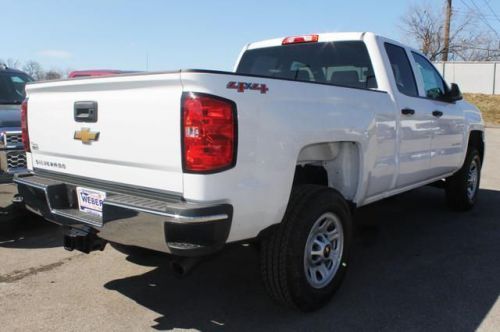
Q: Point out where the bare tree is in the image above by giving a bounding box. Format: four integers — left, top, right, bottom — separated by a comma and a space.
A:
7, 58, 22, 69
22, 61, 45, 80
454, 31, 500, 61
0, 58, 22, 69
44, 70, 62, 80
400, 2, 499, 61
3, 59, 70, 80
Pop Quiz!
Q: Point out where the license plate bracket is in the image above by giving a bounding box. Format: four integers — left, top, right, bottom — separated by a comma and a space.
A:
76, 187, 106, 217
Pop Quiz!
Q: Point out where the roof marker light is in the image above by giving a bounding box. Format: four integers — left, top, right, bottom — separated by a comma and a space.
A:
282, 34, 319, 45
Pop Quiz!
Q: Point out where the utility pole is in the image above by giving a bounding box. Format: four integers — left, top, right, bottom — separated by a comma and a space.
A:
442, 0, 452, 61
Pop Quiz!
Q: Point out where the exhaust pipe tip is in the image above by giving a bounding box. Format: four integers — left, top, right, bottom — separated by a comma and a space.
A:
171, 261, 186, 276
170, 257, 201, 277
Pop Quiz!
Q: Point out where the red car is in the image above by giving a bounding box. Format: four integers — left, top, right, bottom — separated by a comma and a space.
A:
68, 70, 136, 78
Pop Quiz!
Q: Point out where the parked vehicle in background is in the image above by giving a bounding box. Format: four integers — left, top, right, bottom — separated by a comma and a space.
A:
68, 70, 136, 78
16, 32, 484, 311
0, 64, 31, 181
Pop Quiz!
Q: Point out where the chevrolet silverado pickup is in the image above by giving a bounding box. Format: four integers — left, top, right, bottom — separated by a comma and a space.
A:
15, 32, 485, 311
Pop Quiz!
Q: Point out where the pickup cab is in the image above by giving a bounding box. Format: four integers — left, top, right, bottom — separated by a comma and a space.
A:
15, 32, 484, 311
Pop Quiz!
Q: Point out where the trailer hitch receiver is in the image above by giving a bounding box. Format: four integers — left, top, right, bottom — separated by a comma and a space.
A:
64, 227, 107, 254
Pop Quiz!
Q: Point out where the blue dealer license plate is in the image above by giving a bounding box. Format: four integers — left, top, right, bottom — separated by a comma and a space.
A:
76, 187, 106, 216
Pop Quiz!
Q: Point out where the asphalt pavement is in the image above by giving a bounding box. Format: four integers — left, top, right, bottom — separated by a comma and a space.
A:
0, 129, 499, 332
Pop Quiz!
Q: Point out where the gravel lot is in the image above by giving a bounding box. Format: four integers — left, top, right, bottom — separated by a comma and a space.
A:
0, 129, 499, 332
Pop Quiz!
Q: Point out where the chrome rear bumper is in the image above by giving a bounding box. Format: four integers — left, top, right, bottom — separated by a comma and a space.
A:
15, 173, 232, 256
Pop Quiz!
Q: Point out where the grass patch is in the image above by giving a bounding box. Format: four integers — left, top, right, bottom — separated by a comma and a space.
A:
463, 93, 500, 126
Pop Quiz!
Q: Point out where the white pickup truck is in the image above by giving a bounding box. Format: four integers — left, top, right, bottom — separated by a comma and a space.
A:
16, 32, 484, 311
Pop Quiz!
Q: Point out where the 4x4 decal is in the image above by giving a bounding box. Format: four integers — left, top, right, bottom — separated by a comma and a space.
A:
227, 81, 269, 94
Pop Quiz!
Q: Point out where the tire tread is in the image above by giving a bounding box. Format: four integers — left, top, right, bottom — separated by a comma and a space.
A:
260, 184, 347, 309
445, 147, 481, 211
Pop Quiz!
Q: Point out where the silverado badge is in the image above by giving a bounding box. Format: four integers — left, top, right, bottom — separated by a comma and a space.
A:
74, 128, 99, 144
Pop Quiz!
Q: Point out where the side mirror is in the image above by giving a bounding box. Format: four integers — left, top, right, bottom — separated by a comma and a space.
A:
448, 83, 463, 102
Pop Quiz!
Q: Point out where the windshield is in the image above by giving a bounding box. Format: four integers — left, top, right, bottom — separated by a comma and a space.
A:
0, 72, 33, 104
236, 41, 377, 89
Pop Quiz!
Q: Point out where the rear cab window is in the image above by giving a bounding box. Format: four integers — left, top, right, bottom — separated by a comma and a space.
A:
236, 41, 378, 90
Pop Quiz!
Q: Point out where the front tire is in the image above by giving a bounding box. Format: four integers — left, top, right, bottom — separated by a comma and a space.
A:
260, 185, 352, 311
445, 148, 482, 211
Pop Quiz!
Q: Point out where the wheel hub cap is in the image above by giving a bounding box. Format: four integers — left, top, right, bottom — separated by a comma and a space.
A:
467, 158, 479, 200
304, 212, 344, 289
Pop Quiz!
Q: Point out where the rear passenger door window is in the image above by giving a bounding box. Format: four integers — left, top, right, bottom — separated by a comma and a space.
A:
384, 43, 418, 97
411, 52, 447, 100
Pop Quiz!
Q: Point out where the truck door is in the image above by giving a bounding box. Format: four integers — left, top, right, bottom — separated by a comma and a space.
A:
384, 43, 434, 188
410, 52, 465, 178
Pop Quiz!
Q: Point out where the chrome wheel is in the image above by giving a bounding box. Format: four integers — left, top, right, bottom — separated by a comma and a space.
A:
466, 158, 479, 200
304, 212, 344, 289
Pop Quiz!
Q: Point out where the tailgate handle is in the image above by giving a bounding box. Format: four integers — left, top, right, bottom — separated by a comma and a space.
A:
74, 101, 98, 122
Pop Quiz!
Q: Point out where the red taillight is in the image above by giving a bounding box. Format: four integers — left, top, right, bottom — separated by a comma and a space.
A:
21, 99, 30, 152
182, 93, 237, 173
282, 34, 319, 45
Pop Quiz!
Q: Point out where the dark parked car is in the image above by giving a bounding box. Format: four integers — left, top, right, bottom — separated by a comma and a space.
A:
0, 64, 32, 181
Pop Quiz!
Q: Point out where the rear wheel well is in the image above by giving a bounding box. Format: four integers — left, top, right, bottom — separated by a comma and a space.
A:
293, 141, 360, 201
258, 142, 359, 240
293, 164, 328, 186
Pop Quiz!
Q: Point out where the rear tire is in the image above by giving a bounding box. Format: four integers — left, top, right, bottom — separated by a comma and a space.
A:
445, 148, 481, 211
260, 185, 352, 311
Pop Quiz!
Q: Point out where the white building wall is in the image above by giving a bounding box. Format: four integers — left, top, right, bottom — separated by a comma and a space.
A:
434, 62, 499, 95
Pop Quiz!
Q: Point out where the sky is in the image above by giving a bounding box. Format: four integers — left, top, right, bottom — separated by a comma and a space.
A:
2, 0, 500, 73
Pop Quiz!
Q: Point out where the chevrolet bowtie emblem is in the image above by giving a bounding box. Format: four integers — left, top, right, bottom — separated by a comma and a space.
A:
74, 128, 99, 144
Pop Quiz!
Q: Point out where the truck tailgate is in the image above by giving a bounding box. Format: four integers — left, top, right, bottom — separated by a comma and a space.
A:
26, 72, 184, 194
